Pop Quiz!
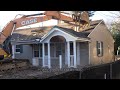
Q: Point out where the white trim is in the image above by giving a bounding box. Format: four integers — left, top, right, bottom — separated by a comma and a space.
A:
48, 43, 51, 68
67, 41, 70, 67
12, 45, 15, 59
77, 38, 90, 42
88, 20, 103, 37
40, 27, 77, 42
65, 43, 67, 65
11, 23, 16, 35
104, 73, 107, 79
42, 43, 45, 67
97, 41, 103, 56
40, 28, 55, 42
59, 55, 62, 69
73, 41, 77, 68
15, 45, 21, 54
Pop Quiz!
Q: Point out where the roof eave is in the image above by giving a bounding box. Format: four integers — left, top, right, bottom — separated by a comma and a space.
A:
76, 37, 91, 42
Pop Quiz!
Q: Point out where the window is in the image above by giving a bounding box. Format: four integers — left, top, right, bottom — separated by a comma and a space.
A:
96, 41, 103, 57
70, 42, 73, 55
33, 44, 43, 57
15, 45, 23, 53
33, 44, 39, 57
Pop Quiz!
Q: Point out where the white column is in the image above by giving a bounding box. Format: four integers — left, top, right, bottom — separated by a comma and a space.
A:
59, 55, 62, 69
42, 43, 45, 67
48, 43, 51, 68
76, 42, 80, 65
73, 41, 77, 68
67, 41, 70, 67
65, 43, 67, 64
12, 45, 15, 59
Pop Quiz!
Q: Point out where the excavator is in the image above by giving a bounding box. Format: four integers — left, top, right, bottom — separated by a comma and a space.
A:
0, 11, 89, 61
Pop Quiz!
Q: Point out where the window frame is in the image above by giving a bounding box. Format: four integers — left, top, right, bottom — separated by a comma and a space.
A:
33, 44, 39, 57
15, 45, 21, 54
97, 41, 103, 57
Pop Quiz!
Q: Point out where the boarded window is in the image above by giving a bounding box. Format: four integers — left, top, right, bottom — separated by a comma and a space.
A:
96, 41, 103, 57
15, 45, 23, 53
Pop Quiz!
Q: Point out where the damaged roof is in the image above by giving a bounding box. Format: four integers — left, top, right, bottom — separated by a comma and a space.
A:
11, 26, 52, 41
53, 26, 88, 38
11, 19, 102, 42
80, 19, 102, 36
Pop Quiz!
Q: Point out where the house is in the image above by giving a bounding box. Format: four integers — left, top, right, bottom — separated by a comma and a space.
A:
11, 19, 115, 69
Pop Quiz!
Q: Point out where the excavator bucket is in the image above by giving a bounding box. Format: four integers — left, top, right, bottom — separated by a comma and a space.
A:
80, 11, 89, 24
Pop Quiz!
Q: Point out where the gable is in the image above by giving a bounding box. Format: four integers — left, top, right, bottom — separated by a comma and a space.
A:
88, 20, 115, 43
41, 27, 77, 43
80, 20, 102, 36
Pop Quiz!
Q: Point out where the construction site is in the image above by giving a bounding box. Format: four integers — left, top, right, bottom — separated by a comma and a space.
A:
0, 11, 117, 79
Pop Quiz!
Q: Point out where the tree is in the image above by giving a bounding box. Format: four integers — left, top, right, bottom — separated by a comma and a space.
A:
71, 11, 96, 17
87, 11, 96, 17
110, 21, 120, 55
60, 11, 96, 17
107, 11, 120, 55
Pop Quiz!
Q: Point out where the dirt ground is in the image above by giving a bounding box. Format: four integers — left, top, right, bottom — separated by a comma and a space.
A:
0, 66, 71, 79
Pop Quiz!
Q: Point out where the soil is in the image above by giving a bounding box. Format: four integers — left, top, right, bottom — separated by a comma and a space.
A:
0, 66, 70, 79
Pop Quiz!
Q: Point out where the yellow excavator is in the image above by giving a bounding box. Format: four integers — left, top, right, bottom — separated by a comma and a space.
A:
0, 11, 89, 60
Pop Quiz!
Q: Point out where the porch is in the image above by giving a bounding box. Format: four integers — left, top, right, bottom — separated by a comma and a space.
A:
32, 35, 90, 69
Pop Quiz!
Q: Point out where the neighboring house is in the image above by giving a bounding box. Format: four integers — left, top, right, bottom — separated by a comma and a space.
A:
11, 19, 115, 69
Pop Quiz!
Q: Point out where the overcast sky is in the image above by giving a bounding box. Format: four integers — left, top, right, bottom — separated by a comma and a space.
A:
0, 11, 118, 32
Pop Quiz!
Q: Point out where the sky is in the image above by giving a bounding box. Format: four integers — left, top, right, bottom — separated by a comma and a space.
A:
0, 11, 119, 32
